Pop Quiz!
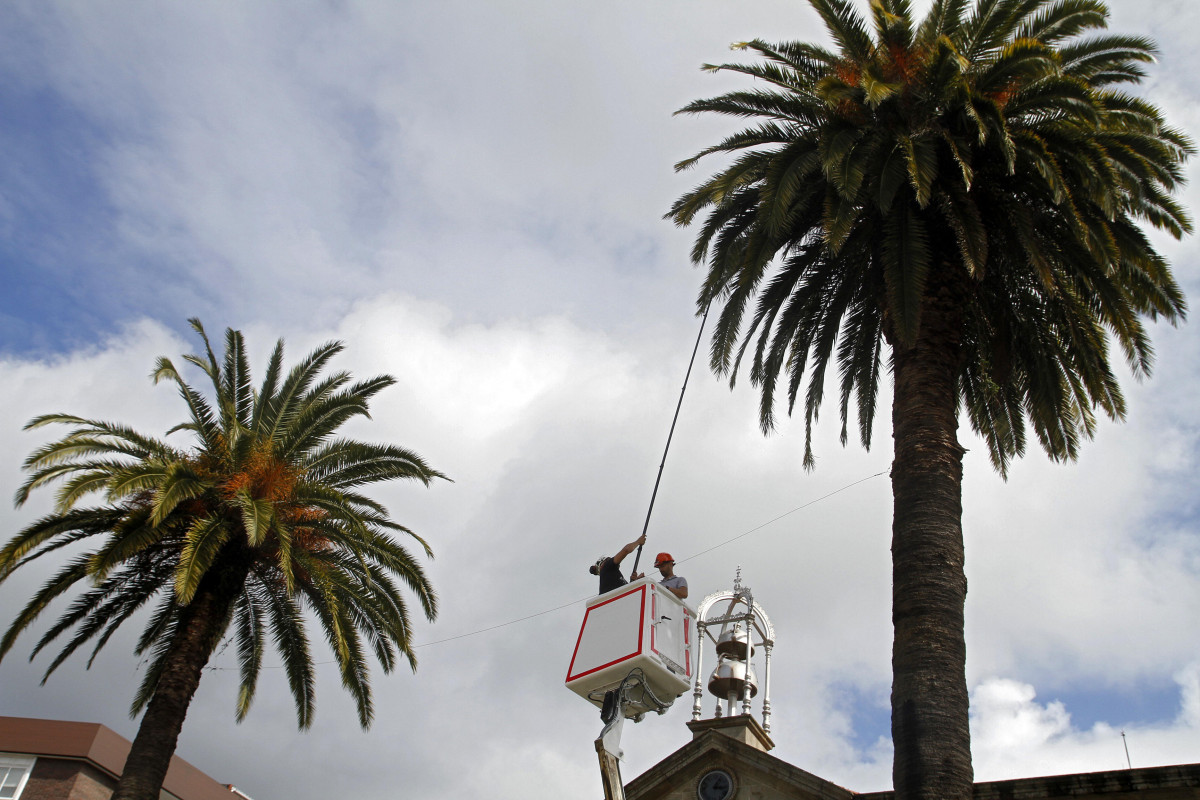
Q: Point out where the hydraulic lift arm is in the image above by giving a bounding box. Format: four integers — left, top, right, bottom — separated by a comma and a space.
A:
592, 669, 673, 800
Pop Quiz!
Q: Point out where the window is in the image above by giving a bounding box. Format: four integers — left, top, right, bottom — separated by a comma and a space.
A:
0, 755, 35, 800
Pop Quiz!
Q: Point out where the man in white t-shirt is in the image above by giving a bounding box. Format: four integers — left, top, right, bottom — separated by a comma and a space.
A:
654, 552, 688, 600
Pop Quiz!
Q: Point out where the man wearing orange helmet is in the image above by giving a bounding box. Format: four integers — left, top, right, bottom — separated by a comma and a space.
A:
654, 552, 688, 600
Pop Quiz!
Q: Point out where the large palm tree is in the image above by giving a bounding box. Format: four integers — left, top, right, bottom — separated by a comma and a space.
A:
0, 320, 447, 800
668, 0, 1190, 796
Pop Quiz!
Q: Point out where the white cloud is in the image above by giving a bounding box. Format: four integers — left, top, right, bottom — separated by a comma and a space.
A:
971, 669, 1200, 782
972, 679, 1075, 762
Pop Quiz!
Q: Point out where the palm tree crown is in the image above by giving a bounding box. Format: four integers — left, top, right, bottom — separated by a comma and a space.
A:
0, 320, 446, 800
671, 0, 1191, 472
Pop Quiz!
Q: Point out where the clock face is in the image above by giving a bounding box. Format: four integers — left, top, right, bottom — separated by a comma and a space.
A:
696, 769, 735, 800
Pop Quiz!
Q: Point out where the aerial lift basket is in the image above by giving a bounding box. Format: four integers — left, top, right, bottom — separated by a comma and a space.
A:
565, 577, 694, 718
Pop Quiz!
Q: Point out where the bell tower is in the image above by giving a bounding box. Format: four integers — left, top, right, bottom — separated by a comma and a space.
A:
689, 568, 775, 748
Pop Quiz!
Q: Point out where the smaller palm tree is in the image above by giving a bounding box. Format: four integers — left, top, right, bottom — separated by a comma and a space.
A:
0, 319, 447, 800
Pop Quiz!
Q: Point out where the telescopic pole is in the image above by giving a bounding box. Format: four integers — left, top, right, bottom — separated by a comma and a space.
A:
630, 305, 710, 579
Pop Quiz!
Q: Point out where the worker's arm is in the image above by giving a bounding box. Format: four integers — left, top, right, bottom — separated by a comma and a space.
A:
611, 534, 647, 566
667, 584, 688, 600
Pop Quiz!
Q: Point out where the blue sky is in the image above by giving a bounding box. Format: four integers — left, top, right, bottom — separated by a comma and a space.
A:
0, 81, 123, 353
1, 2, 1199, 799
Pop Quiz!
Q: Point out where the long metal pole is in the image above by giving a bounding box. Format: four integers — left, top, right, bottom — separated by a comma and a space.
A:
630, 306, 711, 579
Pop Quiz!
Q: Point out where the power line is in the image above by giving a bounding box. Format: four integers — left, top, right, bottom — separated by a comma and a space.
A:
672, 469, 888, 568
414, 599, 581, 647
205, 468, 887, 670
417, 469, 888, 648
418, 468, 887, 647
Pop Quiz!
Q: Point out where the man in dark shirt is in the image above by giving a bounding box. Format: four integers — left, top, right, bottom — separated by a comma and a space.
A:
589, 534, 646, 594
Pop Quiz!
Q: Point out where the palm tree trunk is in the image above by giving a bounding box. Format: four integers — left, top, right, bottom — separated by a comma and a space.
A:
889, 278, 973, 800
112, 584, 235, 800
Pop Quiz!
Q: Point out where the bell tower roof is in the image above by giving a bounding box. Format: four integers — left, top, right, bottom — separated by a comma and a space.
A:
686, 714, 775, 752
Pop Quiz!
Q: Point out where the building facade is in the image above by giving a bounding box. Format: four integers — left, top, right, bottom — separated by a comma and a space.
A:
0, 716, 246, 800
623, 715, 1200, 800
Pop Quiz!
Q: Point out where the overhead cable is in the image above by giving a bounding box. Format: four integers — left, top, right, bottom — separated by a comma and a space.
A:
205, 468, 887, 670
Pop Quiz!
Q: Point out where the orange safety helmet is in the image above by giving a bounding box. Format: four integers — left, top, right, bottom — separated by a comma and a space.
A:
654, 552, 674, 567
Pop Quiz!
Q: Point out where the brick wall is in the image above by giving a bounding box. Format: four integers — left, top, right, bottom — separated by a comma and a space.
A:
19, 758, 116, 800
